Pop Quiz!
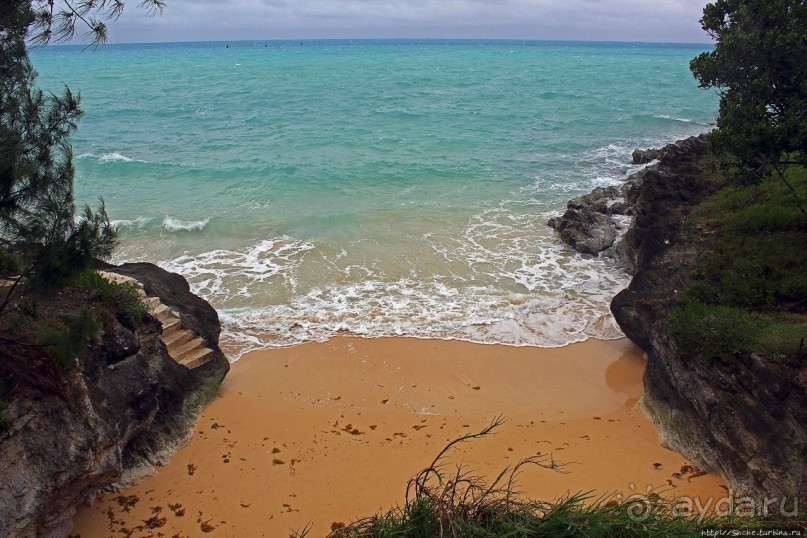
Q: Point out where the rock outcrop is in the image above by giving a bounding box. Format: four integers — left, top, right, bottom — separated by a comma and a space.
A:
631, 147, 661, 164
605, 135, 806, 504
547, 186, 633, 256
0, 263, 229, 538
548, 135, 711, 261
610, 135, 711, 273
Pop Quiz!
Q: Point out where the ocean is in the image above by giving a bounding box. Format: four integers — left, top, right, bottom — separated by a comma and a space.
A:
30, 39, 717, 358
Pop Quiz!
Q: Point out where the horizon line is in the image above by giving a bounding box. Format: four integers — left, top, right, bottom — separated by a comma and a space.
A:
36, 36, 715, 48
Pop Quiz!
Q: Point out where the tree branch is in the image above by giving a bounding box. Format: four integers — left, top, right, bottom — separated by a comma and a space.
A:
770, 160, 807, 221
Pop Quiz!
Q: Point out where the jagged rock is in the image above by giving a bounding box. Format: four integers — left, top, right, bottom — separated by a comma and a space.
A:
552, 208, 618, 256
567, 186, 620, 211
640, 330, 807, 502
98, 319, 140, 366
606, 200, 634, 216
548, 186, 623, 256
632, 147, 661, 164
613, 134, 710, 272
557, 134, 806, 501
610, 135, 807, 503
0, 263, 229, 538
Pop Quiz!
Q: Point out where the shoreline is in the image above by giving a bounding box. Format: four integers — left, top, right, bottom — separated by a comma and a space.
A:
71, 336, 725, 537
223, 332, 631, 363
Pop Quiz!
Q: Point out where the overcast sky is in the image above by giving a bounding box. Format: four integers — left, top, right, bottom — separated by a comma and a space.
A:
105, 0, 713, 44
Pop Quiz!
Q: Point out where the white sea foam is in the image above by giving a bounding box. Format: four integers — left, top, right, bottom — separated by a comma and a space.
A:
586, 142, 633, 164
211, 268, 627, 360
111, 216, 152, 229
153, 207, 630, 360
525, 142, 637, 201
158, 236, 315, 302
145, 137, 679, 359
100, 152, 149, 163
655, 114, 711, 127
100, 152, 134, 162
162, 216, 210, 232
76, 152, 149, 163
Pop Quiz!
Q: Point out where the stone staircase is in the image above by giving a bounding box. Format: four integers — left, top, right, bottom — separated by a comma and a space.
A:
99, 271, 214, 369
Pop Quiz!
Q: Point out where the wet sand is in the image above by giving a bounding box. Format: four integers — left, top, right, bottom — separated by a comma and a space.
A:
71, 337, 725, 537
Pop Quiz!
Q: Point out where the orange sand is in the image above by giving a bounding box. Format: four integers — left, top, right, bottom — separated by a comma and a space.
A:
71, 337, 725, 537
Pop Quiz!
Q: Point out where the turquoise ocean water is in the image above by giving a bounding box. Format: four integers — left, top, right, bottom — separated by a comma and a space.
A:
31, 40, 717, 358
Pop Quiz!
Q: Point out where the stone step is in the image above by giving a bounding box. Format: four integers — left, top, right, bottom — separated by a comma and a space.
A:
98, 271, 143, 290
96, 271, 214, 370
152, 304, 173, 321
163, 329, 194, 350
178, 347, 214, 369
161, 317, 182, 338
172, 337, 205, 359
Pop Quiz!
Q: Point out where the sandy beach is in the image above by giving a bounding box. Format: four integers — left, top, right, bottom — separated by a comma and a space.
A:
71, 337, 725, 537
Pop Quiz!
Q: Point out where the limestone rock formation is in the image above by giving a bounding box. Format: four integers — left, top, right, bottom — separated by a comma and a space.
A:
0, 263, 229, 538
609, 135, 806, 503
551, 134, 805, 503
631, 147, 661, 164
547, 186, 629, 256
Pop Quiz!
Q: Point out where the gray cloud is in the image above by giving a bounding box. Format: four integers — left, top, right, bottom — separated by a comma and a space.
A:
106, 0, 712, 43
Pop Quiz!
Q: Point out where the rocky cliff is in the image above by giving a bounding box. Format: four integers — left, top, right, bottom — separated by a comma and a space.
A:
0, 263, 229, 538
553, 136, 806, 505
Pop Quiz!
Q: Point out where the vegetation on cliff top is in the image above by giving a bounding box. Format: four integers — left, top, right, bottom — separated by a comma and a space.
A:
669, 0, 806, 365
0, 0, 158, 427
670, 159, 807, 364
690, 0, 807, 196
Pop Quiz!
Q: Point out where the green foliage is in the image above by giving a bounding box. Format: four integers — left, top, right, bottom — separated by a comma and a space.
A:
336, 493, 729, 538
690, 0, 807, 183
0, 1, 160, 400
0, 8, 119, 287
35, 306, 101, 369
27, 0, 166, 46
73, 270, 148, 329
712, 165, 807, 233
675, 158, 807, 363
696, 232, 807, 310
756, 316, 807, 362
330, 494, 805, 537
691, 165, 807, 311
26, 202, 118, 290
1, 0, 118, 328
0, 247, 20, 274
670, 300, 761, 362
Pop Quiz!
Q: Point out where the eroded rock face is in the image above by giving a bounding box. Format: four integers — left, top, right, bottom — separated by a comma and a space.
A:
631, 147, 661, 164
550, 208, 618, 256
640, 329, 807, 503
547, 135, 708, 260
609, 135, 807, 504
0, 263, 229, 538
547, 186, 628, 256
615, 135, 710, 272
